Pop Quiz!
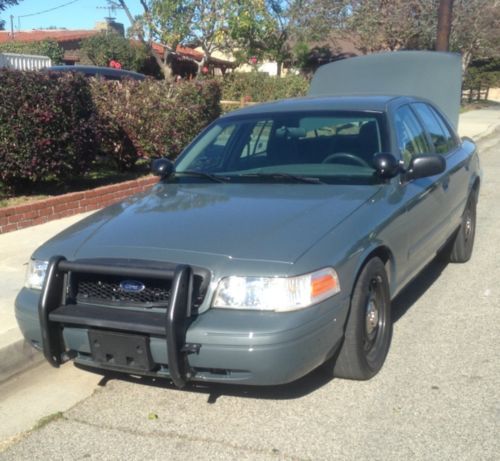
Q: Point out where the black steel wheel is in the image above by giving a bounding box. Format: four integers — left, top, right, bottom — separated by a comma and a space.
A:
448, 191, 477, 263
333, 257, 392, 380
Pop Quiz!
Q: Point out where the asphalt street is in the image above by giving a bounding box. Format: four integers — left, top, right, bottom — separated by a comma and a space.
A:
0, 131, 499, 460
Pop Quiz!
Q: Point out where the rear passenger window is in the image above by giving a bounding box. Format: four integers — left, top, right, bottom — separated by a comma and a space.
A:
412, 103, 456, 154
395, 105, 430, 167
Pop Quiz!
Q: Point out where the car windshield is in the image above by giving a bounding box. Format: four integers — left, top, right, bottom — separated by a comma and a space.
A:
175, 111, 385, 185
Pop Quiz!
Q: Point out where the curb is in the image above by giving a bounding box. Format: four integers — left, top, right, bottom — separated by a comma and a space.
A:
0, 333, 43, 384
1, 176, 160, 384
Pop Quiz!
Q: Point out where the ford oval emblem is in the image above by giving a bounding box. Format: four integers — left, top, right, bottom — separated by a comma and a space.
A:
119, 280, 146, 293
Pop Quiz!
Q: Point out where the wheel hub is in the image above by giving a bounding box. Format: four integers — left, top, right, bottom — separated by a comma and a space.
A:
365, 299, 379, 339
465, 213, 473, 239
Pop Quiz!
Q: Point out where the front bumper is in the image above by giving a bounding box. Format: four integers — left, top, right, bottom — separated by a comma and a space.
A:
15, 258, 349, 386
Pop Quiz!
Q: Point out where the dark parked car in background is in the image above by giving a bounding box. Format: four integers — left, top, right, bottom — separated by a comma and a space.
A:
16, 52, 480, 388
44, 65, 145, 81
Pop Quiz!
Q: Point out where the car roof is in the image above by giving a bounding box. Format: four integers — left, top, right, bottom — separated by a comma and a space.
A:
221, 95, 404, 118
45, 65, 146, 81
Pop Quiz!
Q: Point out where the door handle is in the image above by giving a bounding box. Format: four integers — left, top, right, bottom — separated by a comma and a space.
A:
441, 177, 450, 190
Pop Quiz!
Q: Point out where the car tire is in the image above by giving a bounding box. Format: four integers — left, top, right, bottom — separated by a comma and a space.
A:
332, 257, 392, 380
447, 191, 477, 263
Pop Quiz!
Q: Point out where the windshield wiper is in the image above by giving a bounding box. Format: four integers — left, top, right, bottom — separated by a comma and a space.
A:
237, 173, 324, 184
174, 170, 231, 183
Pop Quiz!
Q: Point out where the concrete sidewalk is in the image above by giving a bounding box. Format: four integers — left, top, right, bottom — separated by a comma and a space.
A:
0, 107, 499, 383
0, 213, 93, 382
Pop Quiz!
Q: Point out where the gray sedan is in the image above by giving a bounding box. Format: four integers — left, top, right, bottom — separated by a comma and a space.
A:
16, 52, 480, 388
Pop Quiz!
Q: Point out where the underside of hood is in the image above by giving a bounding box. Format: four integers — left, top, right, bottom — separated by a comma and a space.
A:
309, 51, 462, 129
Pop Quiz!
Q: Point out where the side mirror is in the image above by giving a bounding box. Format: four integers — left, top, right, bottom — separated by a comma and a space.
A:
406, 155, 446, 180
373, 153, 400, 179
151, 158, 175, 178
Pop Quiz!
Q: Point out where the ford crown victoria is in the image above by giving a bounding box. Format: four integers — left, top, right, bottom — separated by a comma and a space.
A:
15, 52, 480, 387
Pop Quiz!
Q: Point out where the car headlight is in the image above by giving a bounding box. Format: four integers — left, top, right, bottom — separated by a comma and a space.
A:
212, 267, 340, 312
25, 259, 49, 290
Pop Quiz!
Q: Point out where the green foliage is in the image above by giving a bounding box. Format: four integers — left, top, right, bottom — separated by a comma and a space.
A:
145, 0, 194, 50
81, 32, 159, 77
230, 0, 296, 74
0, 39, 64, 64
0, 0, 21, 9
0, 0, 22, 30
463, 58, 500, 94
221, 72, 308, 103
0, 69, 221, 191
80, 32, 152, 73
90, 78, 221, 167
0, 69, 97, 191
141, 0, 249, 78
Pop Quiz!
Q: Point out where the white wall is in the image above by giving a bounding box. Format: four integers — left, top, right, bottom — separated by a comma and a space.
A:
0, 53, 52, 71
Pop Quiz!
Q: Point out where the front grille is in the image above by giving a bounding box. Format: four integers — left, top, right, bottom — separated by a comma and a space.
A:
75, 274, 171, 307
63, 259, 209, 311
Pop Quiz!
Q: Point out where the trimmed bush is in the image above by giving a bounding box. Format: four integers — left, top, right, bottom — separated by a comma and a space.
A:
90, 78, 221, 168
0, 70, 97, 191
0, 70, 221, 192
221, 72, 309, 103
0, 39, 65, 64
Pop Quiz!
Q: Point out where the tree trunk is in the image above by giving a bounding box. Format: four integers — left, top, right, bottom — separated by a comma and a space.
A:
117, 0, 135, 27
436, 0, 454, 51
276, 61, 282, 77
461, 49, 473, 76
160, 51, 174, 81
119, 0, 174, 80
197, 56, 208, 76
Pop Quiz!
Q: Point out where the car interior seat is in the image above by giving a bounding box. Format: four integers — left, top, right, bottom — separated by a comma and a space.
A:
356, 121, 380, 165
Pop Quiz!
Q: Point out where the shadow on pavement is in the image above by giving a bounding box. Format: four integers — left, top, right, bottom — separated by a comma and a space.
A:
75, 362, 334, 403
392, 256, 449, 323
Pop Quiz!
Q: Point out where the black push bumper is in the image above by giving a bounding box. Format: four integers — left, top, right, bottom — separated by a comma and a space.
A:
38, 256, 200, 388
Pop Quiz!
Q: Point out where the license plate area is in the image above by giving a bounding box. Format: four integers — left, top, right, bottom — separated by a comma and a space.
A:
88, 330, 154, 371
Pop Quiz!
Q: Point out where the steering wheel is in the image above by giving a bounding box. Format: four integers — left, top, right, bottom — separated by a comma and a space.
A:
322, 152, 371, 168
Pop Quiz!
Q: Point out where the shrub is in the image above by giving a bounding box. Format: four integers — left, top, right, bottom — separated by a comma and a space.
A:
0, 69, 97, 191
0, 71, 221, 192
462, 58, 500, 102
0, 39, 64, 64
221, 72, 309, 103
80, 32, 160, 76
90, 78, 221, 168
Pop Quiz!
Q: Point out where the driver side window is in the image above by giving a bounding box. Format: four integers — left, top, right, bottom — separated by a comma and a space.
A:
395, 106, 430, 167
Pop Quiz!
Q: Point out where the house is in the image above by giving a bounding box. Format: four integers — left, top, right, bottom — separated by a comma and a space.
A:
152, 43, 237, 78
0, 26, 235, 78
0, 29, 100, 64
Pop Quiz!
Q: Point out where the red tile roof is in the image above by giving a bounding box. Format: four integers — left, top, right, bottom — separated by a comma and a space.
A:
151, 42, 204, 62
0, 30, 99, 44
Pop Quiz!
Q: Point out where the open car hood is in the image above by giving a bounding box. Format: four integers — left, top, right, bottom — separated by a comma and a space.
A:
309, 51, 462, 130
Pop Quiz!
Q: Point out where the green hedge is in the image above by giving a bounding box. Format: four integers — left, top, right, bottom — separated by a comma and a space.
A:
0, 70, 97, 190
0, 69, 221, 192
221, 72, 309, 103
0, 70, 311, 192
0, 39, 64, 64
90, 78, 221, 169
